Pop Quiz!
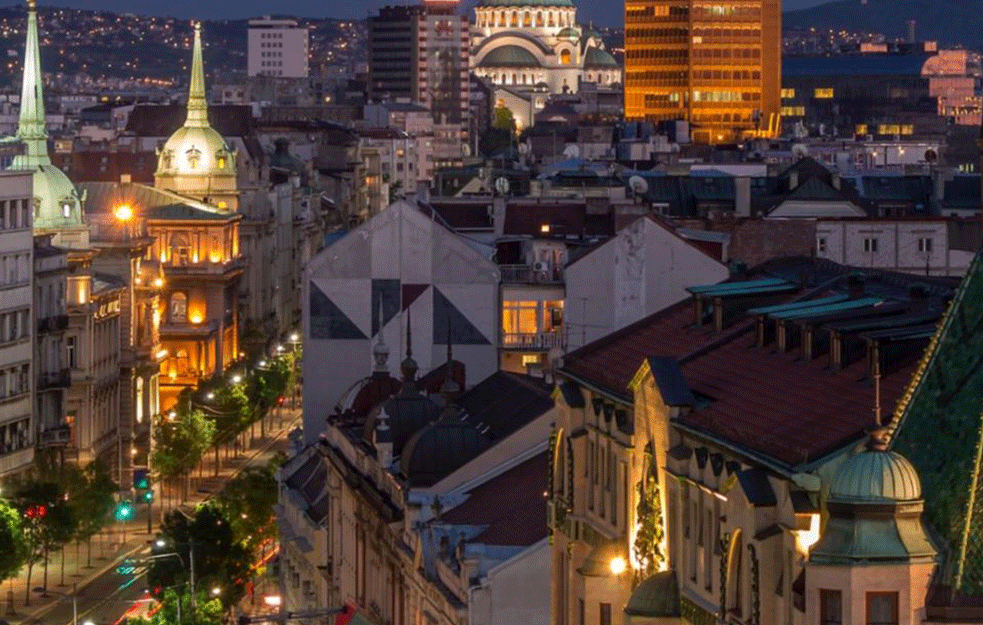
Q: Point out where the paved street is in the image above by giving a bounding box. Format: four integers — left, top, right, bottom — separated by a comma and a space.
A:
2, 408, 301, 625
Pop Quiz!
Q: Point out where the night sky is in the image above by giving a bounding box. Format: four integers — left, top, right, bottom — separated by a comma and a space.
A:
5, 0, 828, 24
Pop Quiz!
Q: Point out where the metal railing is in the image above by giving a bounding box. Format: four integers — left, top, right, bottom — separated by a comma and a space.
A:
499, 264, 564, 285
502, 331, 565, 350
38, 368, 71, 390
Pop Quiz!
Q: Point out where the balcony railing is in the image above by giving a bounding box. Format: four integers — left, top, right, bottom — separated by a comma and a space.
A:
502, 331, 565, 351
38, 368, 71, 390
38, 424, 72, 448
499, 264, 564, 285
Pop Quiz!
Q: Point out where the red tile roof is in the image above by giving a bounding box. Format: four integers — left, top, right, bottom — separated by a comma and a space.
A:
676, 330, 917, 467
441, 452, 548, 547
562, 298, 732, 400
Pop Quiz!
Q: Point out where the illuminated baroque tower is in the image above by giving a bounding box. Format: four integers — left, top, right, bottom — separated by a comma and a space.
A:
154, 24, 239, 212
624, 0, 781, 144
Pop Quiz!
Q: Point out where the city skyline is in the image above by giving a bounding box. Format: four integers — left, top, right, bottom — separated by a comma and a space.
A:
0, 0, 833, 25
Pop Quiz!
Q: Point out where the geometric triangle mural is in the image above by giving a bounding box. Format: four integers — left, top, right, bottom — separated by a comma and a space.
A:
371, 279, 401, 336
433, 287, 490, 345
310, 282, 367, 340
402, 283, 429, 312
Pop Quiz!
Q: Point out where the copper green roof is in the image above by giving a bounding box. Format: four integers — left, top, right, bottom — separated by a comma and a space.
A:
584, 46, 618, 68
625, 571, 681, 618
830, 450, 922, 503
478, 45, 541, 68
557, 27, 579, 38
889, 249, 983, 596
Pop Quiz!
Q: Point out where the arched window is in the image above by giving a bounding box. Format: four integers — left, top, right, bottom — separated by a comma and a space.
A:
170, 292, 187, 323
560, 49, 572, 65
511, 11, 518, 26
523, 11, 531, 26
548, 12, 555, 26
536, 12, 544, 26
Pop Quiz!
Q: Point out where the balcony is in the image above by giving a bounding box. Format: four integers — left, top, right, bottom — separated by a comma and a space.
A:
499, 264, 564, 285
38, 314, 69, 333
38, 424, 72, 448
502, 331, 565, 351
38, 368, 71, 390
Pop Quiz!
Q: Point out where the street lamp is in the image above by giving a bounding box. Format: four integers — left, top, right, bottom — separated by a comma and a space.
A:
231, 374, 242, 384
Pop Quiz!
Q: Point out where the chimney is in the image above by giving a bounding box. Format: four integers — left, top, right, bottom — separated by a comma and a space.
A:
492, 196, 507, 237
847, 272, 867, 299
734, 176, 751, 218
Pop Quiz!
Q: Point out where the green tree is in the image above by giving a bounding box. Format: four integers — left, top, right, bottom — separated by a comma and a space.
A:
136, 588, 224, 625
16, 481, 76, 603
152, 408, 215, 501
71, 461, 117, 566
492, 104, 517, 134
0, 498, 27, 584
215, 462, 278, 555
149, 503, 250, 607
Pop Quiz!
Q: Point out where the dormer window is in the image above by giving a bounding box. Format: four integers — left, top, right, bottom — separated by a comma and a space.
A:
61, 200, 72, 219
216, 150, 227, 169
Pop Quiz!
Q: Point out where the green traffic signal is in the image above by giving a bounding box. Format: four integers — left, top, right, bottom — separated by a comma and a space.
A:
141, 490, 154, 504
114, 500, 134, 521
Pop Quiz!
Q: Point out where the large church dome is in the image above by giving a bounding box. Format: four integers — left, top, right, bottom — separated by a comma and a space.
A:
478, 0, 574, 5
157, 125, 234, 179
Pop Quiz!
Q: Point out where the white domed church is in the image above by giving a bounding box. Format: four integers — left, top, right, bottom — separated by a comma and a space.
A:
471, 0, 621, 127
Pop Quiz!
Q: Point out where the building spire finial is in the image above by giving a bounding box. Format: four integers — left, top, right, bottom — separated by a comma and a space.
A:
15, 0, 51, 167
185, 21, 209, 128
873, 351, 883, 427
372, 299, 389, 373
400, 306, 418, 385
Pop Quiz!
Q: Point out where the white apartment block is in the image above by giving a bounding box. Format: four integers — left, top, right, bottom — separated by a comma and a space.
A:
815, 218, 976, 277
0, 170, 34, 476
248, 17, 310, 79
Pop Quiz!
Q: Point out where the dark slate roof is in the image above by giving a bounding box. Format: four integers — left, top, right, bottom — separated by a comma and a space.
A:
440, 452, 548, 546
736, 467, 777, 506
783, 54, 932, 77
456, 371, 554, 440
149, 203, 231, 221
557, 380, 585, 408
125, 104, 255, 137
624, 571, 681, 618
785, 176, 854, 202
399, 419, 492, 487
645, 357, 696, 407
429, 201, 495, 230
364, 389, 442, 459
942, 175, 981, 209
283, 452, 330, 525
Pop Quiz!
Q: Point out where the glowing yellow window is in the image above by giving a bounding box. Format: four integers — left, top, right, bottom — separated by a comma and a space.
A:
900, 124, 914, 135
813, 88, 834, 99
855, 124, 868, 136
781, 88, 795, 99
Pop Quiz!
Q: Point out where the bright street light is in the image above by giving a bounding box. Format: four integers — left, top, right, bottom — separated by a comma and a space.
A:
155, 539, 166, 548
289, 333, 299, 342
276, 344, 284, 352
206, 392, 215, 400
211, 587, 221, 596
231, 374, 242, 384
609, 556, 627, 576
258, 360, 267, 368
113, 204, 133, 222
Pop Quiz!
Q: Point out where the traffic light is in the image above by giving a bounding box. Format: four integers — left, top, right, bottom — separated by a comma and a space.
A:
141, 490, 154, 504
133, 469, 149, 490
114, 500, 134, 521
24, 504, 47, 520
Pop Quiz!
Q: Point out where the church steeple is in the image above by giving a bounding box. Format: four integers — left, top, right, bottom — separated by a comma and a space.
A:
185, 23, 209, 129
15, 0, 51, 168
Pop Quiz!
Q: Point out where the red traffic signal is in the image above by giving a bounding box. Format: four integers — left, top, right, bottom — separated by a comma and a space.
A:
277, 395, 285, 406
25, 504, 48, 519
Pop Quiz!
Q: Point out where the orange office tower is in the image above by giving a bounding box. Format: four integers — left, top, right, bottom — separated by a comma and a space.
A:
624, 0, 781, 144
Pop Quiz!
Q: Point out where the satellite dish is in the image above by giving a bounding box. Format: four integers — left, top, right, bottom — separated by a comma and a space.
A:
628, 175, 649, 196
924, 149, 937, 163
518, 142, 530, 155
792, 143, 809, 160
563, 144, 580, 159
494, 176, 510, 196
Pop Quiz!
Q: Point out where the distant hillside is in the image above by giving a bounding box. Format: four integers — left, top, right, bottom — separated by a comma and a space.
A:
783, 0, 983, 48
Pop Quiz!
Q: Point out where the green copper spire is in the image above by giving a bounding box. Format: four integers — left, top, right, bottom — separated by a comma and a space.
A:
15, 0, 51, 167
185, 23, 209, 128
